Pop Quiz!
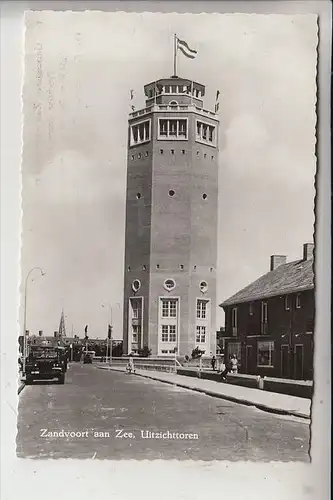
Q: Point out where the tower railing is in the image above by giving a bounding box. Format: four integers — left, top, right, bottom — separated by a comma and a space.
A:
129, 104, 217, 119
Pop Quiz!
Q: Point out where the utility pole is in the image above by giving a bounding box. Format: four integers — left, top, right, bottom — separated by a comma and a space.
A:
22, 267, 45, 376
102, 303, 113, 366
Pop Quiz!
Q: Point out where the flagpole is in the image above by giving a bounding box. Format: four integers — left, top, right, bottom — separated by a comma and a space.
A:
173, 33, 177, 76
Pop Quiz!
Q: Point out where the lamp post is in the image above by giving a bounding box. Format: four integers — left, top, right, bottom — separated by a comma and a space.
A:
22, 267, 45, 376
102, 303, 113, 366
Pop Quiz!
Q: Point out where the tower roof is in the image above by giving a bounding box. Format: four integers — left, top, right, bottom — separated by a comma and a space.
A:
144, 76, 205, 98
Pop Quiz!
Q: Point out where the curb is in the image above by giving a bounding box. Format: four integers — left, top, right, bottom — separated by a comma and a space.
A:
18, 382, 25, 395
97, 365, 310, 420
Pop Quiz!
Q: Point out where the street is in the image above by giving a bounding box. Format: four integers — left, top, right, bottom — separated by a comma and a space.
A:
17, 363, 310, 461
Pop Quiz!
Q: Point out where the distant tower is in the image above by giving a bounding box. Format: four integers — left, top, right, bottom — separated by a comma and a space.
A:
58, 310, 67, 337
123, 75, 219, 356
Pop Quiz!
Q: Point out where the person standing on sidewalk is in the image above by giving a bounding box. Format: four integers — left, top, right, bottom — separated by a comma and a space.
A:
230, 354, 239, 374
220, 357, 231, 381
127, 354, 135, 374
211, 355, 216, 371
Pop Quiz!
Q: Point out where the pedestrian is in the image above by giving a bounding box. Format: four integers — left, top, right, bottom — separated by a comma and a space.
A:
126, 354, 135, 374
220, 358, 231, 382
211, 355, 216, 371
230, 354, 239, 374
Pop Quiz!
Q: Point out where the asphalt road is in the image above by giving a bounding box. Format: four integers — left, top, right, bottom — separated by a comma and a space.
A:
17, 363, 310, 460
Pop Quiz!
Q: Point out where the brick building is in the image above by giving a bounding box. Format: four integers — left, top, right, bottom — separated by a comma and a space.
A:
220, 243, 314, 380
123, 76, 219, 356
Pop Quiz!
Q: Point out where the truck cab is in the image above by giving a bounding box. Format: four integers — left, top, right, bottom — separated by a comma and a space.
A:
25, 338, 67, 384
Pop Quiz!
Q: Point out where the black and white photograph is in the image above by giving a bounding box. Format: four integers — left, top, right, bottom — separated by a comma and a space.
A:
14, 8, 319, 463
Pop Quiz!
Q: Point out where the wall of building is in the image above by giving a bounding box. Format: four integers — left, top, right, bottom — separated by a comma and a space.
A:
222, 289, 314, 380
122, 134, 153, 354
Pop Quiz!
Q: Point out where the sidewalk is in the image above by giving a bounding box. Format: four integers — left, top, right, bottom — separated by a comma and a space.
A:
97, 365, 311, 419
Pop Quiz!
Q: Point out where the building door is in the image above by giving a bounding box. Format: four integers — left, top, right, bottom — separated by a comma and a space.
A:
294, 345, 304, 380
245, 345, 253, 374
280, 344, 290, 378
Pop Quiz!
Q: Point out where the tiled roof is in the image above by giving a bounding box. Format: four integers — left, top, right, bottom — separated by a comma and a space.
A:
220, 258, 314, 307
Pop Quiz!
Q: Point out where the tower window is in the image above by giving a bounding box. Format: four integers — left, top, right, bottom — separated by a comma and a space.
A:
130, 119, 151, 147
136, 193, 142, 199
164, 279, 176, 291
168, 190, 175, 197
193, 265, 197, 271
144, 151, 149, 157
132, 279, 141, 292
160, 120, 168, 137
127, 266, 131, 271
161, 298, 177, 317
160, 149, 164, 155
158, 118, 188, 140
131, 155, 135, 160
196, 119, 216, 146
180, 265, 184, 270
196, 326, 206, 343
202, 193, 207, 200
197, 299, 208, 320
211, 156, 214, 160
156, 264, 160, 269
204, 153, 207, 159
181, 150, 185, 155
199, 281, 208, 293
171, 149, 175, 155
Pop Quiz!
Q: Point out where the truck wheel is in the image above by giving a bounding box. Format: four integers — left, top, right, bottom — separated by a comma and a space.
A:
58, 374, 65, 384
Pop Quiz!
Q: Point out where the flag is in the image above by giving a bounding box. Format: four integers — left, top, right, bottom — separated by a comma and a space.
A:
177, 38, 197, 59
130, 89, 134, 100
216, 90, 220, 101
84, 325, 88, 334
131, 105, 135, 112
215, 102, 220, 113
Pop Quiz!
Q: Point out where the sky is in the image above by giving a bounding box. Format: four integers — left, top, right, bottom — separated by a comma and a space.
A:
21, 11, 317, 339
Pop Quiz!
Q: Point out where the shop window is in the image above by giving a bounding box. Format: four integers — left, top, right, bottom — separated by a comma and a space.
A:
257, 340, 274, 367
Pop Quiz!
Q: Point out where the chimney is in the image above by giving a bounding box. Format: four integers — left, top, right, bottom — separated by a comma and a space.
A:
270, 255, 287, 271
38, 330, 43, 337
303, 243, 314, 261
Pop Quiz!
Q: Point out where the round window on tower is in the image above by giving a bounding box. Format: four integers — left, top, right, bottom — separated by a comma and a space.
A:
199, 280, 208, 293
132, 279, 141, 293
164, 279, 176, 292
168, 190, 175, 197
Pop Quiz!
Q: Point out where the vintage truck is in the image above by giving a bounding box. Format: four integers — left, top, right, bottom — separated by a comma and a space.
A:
25, 338, 68, 384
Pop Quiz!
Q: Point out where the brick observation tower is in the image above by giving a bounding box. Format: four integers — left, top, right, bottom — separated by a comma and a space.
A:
123, 74, 219, 357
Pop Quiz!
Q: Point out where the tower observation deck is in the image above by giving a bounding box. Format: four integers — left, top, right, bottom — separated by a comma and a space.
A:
123, 75, 219, 357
